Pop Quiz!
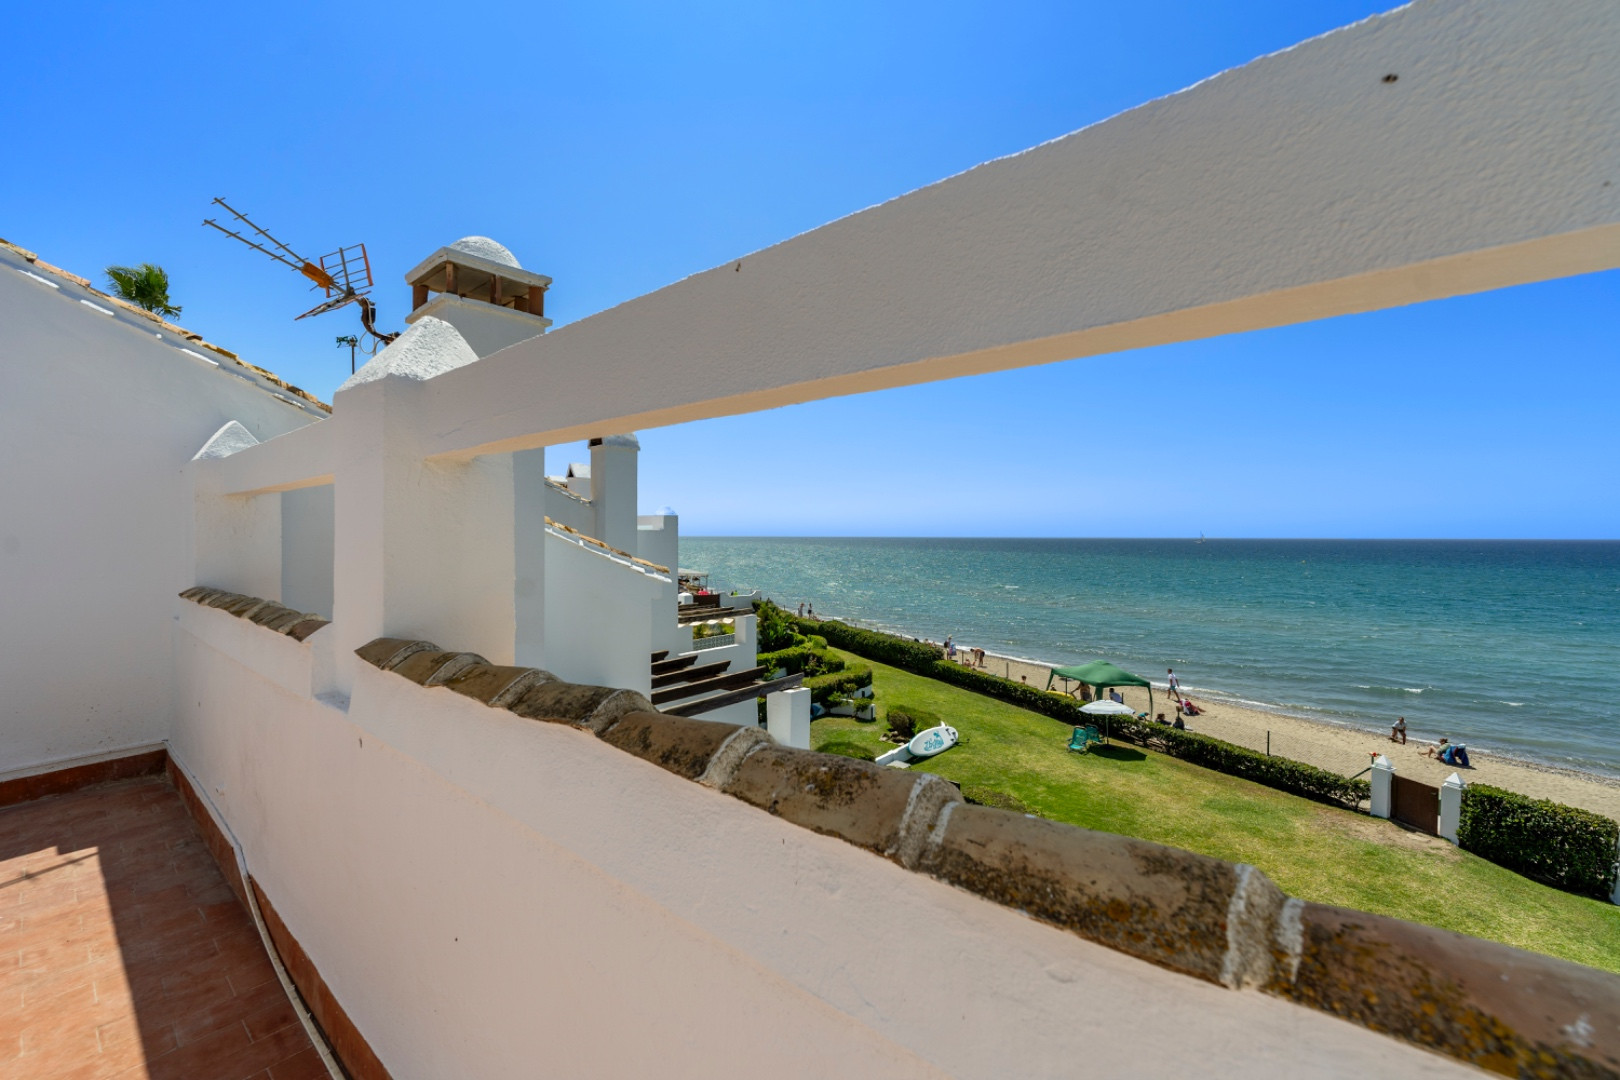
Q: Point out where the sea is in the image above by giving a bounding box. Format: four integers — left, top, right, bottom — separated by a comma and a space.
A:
679, 538, 1620, 779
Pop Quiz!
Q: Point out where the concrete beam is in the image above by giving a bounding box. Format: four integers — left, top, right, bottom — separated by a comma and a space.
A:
421, 0, 1620, 461
206, 419, 334, 496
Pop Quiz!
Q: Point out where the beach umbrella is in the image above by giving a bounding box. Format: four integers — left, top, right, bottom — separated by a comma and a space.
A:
1079, 700, 1135, 716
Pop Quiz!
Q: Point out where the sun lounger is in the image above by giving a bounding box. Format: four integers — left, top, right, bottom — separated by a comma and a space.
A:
1068, 725, 1102, 754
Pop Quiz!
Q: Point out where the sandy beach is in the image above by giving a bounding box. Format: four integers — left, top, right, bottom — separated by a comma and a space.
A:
955, 648, 1620, 822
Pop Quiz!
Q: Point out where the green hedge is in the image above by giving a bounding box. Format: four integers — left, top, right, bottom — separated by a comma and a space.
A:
1458, 785, 1619, 900
798, 617, 1368, 808
798, 619, 944, 673
756, 645, 844, 677
804, 663, 873, 705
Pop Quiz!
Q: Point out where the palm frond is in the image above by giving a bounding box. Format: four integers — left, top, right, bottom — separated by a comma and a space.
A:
103, 262, 181, 318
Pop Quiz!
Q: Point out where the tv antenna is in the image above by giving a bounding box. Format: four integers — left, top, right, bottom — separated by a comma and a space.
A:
202, 198, 399, 354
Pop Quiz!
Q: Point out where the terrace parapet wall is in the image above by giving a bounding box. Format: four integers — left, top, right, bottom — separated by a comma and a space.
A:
342, 627, 1620, 1080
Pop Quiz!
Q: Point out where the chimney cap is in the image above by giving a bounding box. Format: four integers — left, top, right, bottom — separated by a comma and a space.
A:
405, 242, 552, 293
449, 236, 520, 269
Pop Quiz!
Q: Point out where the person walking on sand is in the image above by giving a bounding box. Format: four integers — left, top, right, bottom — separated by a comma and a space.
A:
1390, 716, 1408, 744
1167, 668, 1181, 699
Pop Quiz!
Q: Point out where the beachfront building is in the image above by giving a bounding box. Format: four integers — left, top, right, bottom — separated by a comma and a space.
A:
1, 2, 1618, 1077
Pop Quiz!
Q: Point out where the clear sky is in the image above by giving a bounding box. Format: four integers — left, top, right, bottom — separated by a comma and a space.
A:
7, 2, 1615, 538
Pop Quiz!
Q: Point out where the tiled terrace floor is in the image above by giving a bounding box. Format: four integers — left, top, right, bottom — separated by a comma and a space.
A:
0, 776, 322, 1079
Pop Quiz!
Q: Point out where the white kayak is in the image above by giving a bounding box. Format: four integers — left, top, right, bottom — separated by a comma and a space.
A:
907, 724, 959, 759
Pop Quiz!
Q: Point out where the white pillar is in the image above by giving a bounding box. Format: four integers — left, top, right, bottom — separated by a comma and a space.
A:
767, 687, 811, 749
189, 421, 281, 600
589, 435, 639, 554
329, 319, 519, 693
1439, 772, 1464, 844
1369, 754, 1394, 819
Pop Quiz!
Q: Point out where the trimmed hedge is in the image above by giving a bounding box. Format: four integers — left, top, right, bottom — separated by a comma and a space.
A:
797, 617, 1369, 808
804, 663, 873, 705
756, 644, 844, 677
798, 619, 944, 673
1458, 785, 1619, 900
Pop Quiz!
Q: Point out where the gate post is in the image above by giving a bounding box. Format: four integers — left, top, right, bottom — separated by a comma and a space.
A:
1438, 773, 1464, 844
1369, 755, 1394, 819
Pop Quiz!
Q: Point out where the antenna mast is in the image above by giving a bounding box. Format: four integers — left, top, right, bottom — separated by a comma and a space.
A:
203, 198, 398, 355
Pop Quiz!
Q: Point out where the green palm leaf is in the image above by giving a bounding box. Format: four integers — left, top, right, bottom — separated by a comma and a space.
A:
103, 262, 181, 318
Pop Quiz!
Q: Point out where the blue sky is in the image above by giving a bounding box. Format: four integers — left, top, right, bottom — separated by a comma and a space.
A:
8, 2, 1616, 538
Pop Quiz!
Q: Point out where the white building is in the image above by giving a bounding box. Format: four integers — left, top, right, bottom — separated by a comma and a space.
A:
1, 3, 1617, 1076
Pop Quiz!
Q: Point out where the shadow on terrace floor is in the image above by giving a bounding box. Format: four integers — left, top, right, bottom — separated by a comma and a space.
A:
0, 775, 322, 1078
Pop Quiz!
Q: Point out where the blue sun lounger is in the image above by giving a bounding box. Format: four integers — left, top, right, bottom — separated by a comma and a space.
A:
1068, 725, 1102, 754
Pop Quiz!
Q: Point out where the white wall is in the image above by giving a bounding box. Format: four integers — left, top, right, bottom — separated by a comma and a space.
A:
543, 530, 664, 693
637, 513, 677, 574
167, 606, 1475, 1080
0, 258, 319, 771
282, 484, 335, 618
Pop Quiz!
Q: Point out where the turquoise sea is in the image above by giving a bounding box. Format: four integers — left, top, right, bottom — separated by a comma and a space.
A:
680, 538, 1620, 778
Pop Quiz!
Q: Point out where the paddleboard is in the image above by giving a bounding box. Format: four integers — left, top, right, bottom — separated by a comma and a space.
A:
907, 724, 959, 759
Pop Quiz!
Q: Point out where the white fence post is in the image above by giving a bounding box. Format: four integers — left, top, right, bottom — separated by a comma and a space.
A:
1369, 755, 1394, 819
767, 687, 811, 749
1438, 773, 1464, 844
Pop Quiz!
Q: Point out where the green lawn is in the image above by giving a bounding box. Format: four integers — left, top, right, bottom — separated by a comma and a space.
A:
813, 650, 1620, 974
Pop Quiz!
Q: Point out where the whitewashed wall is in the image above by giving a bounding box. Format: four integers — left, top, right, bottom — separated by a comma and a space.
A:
0, 260, 320, 772
168, 606, 1473, 1080
543, 529, 665, 694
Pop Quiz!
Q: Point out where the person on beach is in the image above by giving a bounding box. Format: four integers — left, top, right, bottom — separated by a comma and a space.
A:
1390, 716, 1408, 744
1426, 740, 1471, 767
1110, 689, 1124, 704
945, 636, 956, 660
798, 602, 805, 617
807, 603, 814, 619
1167, 668, 1180, 697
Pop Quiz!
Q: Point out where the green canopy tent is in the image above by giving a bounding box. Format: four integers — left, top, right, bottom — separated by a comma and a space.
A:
1046, 661, 1154, 719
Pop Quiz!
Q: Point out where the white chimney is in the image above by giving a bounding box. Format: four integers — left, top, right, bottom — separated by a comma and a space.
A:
403, 236, 552, 359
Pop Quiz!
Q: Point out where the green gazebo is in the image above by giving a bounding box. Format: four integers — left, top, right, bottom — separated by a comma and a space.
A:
1046, 660, 1153, 715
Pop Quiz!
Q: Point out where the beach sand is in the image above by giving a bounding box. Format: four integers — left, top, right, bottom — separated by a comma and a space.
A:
955, 648, 1620, 822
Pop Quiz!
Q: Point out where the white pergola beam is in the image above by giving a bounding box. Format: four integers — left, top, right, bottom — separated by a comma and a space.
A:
420, 0, 1620, 460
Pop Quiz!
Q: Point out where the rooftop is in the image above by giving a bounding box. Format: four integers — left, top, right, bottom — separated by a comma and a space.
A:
0, 776, 321, 1078
0, 236, 330, 417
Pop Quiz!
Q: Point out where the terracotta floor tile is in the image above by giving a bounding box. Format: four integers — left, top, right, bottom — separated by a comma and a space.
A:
267, 1044, 329, 1080
0, 778, 314, 1079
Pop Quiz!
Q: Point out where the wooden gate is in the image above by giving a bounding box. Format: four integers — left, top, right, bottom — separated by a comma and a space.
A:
1390, 775, 1439, 835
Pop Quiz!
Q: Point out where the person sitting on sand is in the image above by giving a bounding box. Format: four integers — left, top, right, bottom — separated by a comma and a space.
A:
1172, 714, 1186, 730
1390, 716, 1408, 744
1429, 741, 1471, 767
1109, 689, 1124, 704
1155, 712, 1168, 724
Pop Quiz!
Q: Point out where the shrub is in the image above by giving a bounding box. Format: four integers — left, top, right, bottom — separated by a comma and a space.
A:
800, 617, 1368, 808
884, 704, 940, 742
755, 599, 799, 652
756, 645, 845, 678
1458, 785, 1619, 900
804, 663, 873, 705
797, 619, 943, 673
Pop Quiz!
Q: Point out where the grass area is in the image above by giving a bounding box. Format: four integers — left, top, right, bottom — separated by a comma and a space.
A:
813, 649, 1620, 974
